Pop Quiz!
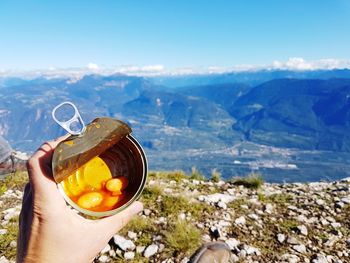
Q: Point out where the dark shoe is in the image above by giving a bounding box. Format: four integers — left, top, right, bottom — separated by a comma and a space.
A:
190, 242, 233, 263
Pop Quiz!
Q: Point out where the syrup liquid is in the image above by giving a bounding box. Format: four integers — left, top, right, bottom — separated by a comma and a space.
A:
61, 156, 129, 212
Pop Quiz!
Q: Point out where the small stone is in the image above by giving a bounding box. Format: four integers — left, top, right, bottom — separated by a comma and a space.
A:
136, 245, 146, 254
287, 236, 299, 245
265, 203, 273, 214
159, 243, 165, 252
281, 253, 300, 263
124, 251, 135, 260
127, 231, 137, 240
315, 199, 325, 206
292, 244, 306, 254
178, 213, 186, 220
113, 235, 136, 251
277, 233, 286, 243
225, 238, 240, 250
341, 197, 350, 204
330, 222, 341, 228
238, 249, 247, 258
144, 244, 158, 258
98, 255, 109, 263
217, 201, 227, 209
180, 257, 189, 263
0, 256, 9, 263
297, 225, 308, 236
109, 250, 116, 257
101, 244, 111, 254
143, 209, 151, 216
244, 245, 261, 256
235, 216, 246, 225
10, 241, 17, 248
0, 229, 8, 235
248, 213, 259, 220
311, 254, 327, 263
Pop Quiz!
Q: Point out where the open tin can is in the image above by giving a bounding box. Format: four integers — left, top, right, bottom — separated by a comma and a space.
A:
52, 102, 147, 217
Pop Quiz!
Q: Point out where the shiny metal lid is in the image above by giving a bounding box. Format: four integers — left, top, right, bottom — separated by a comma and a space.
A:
52, 117, 131, 183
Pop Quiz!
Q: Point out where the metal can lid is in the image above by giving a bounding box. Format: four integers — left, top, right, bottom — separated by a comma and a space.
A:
52, 117, 132, 183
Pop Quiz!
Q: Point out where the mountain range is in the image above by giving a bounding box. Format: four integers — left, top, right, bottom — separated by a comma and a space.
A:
1, 69, 350, 182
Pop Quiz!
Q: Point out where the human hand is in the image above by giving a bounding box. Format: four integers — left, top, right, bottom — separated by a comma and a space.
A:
17, 137, 143, 263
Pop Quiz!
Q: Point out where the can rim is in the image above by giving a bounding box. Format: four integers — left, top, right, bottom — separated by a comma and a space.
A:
58, 134, 148, 218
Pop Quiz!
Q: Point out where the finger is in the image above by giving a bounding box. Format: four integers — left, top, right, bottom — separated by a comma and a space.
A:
27, 135, 69, 191
96, 201, 143, 236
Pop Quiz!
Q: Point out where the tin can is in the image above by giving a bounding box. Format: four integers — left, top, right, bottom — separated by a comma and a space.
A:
52, 108, 147, 217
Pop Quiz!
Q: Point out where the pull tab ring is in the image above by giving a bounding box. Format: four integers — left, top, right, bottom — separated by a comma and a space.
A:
52, 101, 86, 136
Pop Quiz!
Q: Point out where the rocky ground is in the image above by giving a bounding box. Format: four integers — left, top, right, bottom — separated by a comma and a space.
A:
0, 171, 350, 263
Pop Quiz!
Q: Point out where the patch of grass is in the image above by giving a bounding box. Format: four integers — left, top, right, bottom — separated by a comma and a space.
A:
210, 169, 221, 183
266, 194, 294, 205
280, 219, 299, 231
120, 216, 157, 235
149, 171, 187, 183
141, 185, 163, 206
160, 195, 212, 219
189, 167, 206, 181
0, 171, 28, 191
231, 174, 264, 189
0, 220, 18, 259
227, 198, 248, 210
164, 220, 201, 257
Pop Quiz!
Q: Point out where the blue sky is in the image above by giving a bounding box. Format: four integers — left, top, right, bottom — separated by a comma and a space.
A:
0, 0, 349, 71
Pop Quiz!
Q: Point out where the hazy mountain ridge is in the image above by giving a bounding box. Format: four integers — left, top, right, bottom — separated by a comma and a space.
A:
1, 70, 350, 181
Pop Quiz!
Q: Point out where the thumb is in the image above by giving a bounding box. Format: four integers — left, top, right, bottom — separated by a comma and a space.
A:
96, 201, 143, 236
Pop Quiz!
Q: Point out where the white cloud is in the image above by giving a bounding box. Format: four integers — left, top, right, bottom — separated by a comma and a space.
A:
270, 57, 350, 71
1, 58, 350, 79
87, 63, 99, 70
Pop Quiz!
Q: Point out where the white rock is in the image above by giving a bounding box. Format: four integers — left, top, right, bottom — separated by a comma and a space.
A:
292, 244, 306, 254
124, 251, 135, 260
113, 235, 135, 251
143, 209, 151, 216
297, 225, 308, 236
315, 199, 325, 206
235, 216, 246, 225
277, 233, 286, 243
159, 243, 165, 252
248, 213, 259, 220
311, 254, 327, 263
9, 241, 17, 248
0, 256, 9, 263
136, 245, 146, 253
178, 213, 186, 220
244, 245, 261, 256
225, 238, 240, 250
180, 257, 189, 263
331, 222, 341, 228
98, 255, 109, 263
264, 203, 273, 214
127, 231, 137, 240
287, 236, 299, 245
198, 193, 235, 204
341, 197, 350, 204
0, 229, 8, 235
217, 201, 227, 209
100, 244, 111, 254
144, 244, 158, 258
281, 253, 300, 263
